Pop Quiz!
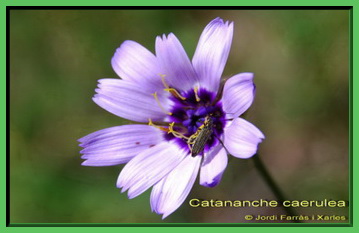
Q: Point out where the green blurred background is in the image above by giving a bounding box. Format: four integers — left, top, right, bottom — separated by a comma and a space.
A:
10, 10, 349, 223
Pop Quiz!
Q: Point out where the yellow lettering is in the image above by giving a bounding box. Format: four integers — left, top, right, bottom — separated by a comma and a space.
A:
189, 199, 200, 207
283, 201, 291, 207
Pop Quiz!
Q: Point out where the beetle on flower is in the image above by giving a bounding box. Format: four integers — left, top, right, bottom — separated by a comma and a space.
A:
79, 17, 265, 219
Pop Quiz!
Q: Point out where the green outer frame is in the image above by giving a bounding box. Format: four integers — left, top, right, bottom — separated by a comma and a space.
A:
2, 0, 356, 231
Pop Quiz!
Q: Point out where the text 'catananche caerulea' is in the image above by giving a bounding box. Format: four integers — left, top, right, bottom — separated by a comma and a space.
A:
79, 17, 265, 219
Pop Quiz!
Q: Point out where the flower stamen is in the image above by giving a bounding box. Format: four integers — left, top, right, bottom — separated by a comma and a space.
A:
194, 86, 201, 102
164, 88, 187, 100
159, 74, 170, 89
151, 92, 172, 115
160, 74, 186, 100
168, 122, 189, 140
148, 119, 170, 132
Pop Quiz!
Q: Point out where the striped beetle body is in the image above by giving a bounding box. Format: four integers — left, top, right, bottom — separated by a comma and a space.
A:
189, 115, 214, 157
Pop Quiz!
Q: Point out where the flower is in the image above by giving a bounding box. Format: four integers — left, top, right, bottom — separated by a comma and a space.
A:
79, 17, 265, 219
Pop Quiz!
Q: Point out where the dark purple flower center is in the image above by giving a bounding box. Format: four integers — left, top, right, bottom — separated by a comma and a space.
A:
164, 88, 226, 155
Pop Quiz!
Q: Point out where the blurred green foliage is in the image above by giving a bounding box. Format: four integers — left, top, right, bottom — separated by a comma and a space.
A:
10, 10, 349, 223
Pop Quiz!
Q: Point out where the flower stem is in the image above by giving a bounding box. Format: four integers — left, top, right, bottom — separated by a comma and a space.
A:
252, 153, 302, 223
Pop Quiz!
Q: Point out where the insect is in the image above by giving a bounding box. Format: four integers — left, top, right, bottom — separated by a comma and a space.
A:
187, 115, 214, 157
167, 114, 217, 157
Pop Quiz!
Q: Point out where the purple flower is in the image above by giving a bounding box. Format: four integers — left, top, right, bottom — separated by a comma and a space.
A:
79, 17, 265, 219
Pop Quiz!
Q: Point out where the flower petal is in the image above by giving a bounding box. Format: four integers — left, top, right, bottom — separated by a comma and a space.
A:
224, 118, 265, 159
117, 142, 187, 199
111, 40, 163, 92
222, 72, 256, 118
150, 155, 201, 219
200, 145, 228, 187
79, 125, 164, 166
93, 78, 170, 122
155, 33, 198, 91
192, 17, 233, 92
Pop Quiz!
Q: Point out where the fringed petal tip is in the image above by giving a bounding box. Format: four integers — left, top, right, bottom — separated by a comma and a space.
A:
207, 17, 233, 29
79, 125, 164, 167
193, 17, 234, 92
155, 32, 198, 91
91, 79, 169, 122
111, 40, 162, 89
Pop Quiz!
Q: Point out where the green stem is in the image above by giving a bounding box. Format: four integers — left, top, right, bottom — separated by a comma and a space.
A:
252, 154, 302, 223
